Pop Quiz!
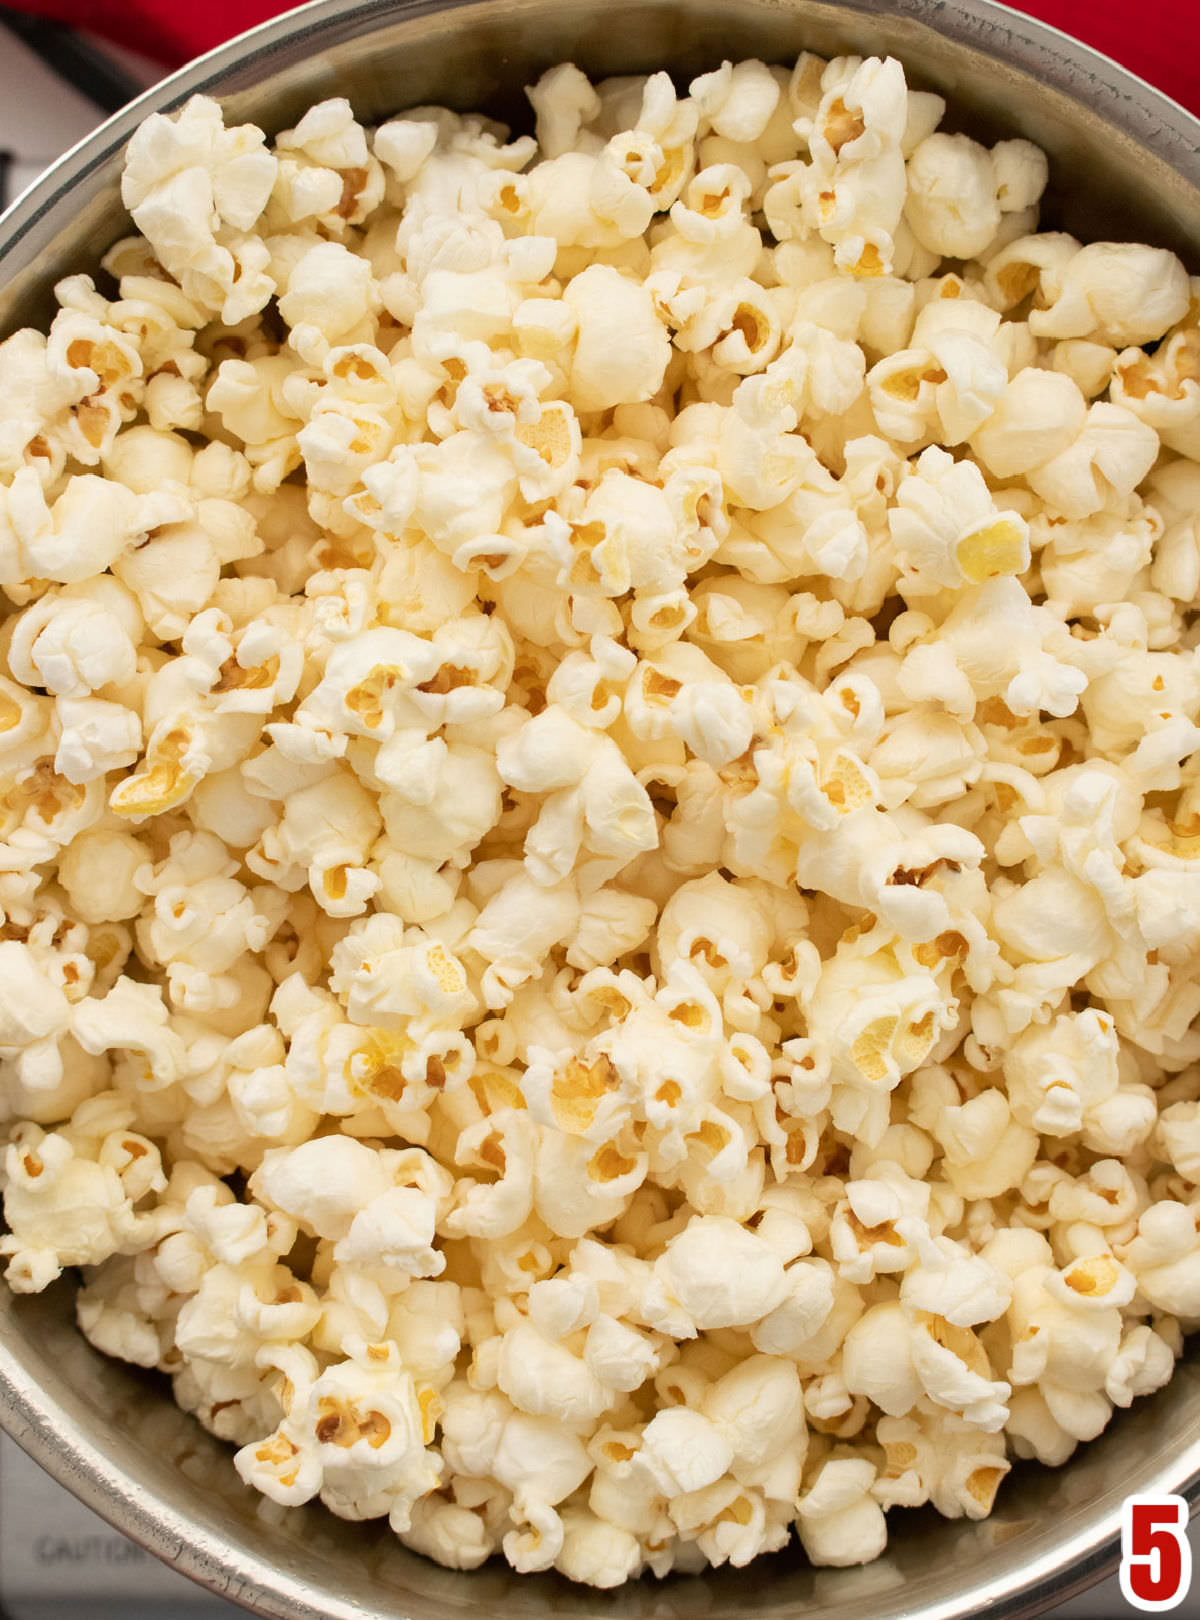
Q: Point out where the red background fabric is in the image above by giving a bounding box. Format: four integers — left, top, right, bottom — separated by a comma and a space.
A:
10, 0, 1200, 117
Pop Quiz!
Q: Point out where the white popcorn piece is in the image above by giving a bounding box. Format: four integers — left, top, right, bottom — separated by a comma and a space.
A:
1005, 1264, 1123, 1440
656, 1216, 789, 1329
374, 116, 440, 181
701, 1354, 805, 1509
971, 366, 1088, 479
788, 56, 910, 278
909, 1312, 1011, 1431
564, 264, 672, 411
1003, 1007, 1126, 1144
875, 1409, 1010, 1519
842, 1301, 923, 1415
1105, 1324, 1177, 1410
250, 1137, 392, 1240
904, 134, 1000, 260
497, 1320, 613, 1422
400, 1492, 495, 1572
54, 696, 142, 785
991, 140, 1048, 213
9, 584, 140, 698
1025, 400, 1159, 520
1120, 1202, 1200, 1318
527, 64, 602, 161
278, 240, 382, 362
0, 469, 170, 590
889, 445, 1029, 592
1, 1116, 152, 1291
637, 1406, 732, 1500
0, 940, 72, 1049
1029, 241, 1191, 347
691, 60, 781, 144
121, 96, 277, 322
795, 1457, 887, 1567
555, 1509, 643, 1587
235, 1339, 440, 1525
72, 976, 186, 1088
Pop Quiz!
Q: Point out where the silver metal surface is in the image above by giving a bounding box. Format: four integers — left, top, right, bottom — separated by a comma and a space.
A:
0, 1, 1199, 1616
0, 1431, 237, 1617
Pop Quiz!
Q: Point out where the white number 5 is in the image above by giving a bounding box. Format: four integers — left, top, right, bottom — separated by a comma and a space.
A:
1121, 1494, 1192, 1611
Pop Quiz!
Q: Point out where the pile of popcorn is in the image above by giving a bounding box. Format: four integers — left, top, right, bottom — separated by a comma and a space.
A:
1, 46, 1199, 1586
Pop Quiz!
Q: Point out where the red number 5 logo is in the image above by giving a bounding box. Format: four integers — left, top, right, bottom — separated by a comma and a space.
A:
1121, 1495, 1192, 1611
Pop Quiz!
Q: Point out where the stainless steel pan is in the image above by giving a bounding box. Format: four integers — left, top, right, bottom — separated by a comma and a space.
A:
2, 2, 1199, 1614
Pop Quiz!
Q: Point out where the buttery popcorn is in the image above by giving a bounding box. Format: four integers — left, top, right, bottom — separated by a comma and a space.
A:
1, 45, 1197, 1590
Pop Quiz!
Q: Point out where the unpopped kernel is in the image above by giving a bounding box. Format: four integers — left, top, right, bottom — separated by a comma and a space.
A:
1, 49, 1198, 1587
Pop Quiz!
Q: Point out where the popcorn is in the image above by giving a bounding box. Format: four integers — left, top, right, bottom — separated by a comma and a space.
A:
795, 1457, 887, 1567
1120, 1201, 1200, 1318
54, 696, 142, 786
842, 1300, 923, 1415
71, 976, 186, 1088
788, 56, 909, 278
702, 1352, 805, 1487
0, 470, 169, 590
1003, 1008, 1127, 1144
691, 60, 781, 145
497, 1320, 613, 1422
656, 1216, 789, 1329
1025, 401, 1159, 520
970, 367, 1088, 479
875, 1409, 1010, 1519
0, 940, 71, 1049
1, 46, 1196, 1593
1, 1114, 158, 1291
1005, 1264, 1123, 1439
527, 65, 602, 160
909, 1311, 1011, 1430
935, 1088, 1040, 1200
564, 265, 672, 411
904, 134, 1001, 260
1028, 241, 1191, 347
235, 1339, 440, 1524
991, 140, 1048, 214
278, 241, 382, 363
121, 96, 277, 323
636, 1406, 733, 1495
555, 1511, 643, 1586
272, 98, 384, 231
807, 942, 954, 1131
889, 446, 1030, 592
567, 887, 657, 970
9, 584, 141, 698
